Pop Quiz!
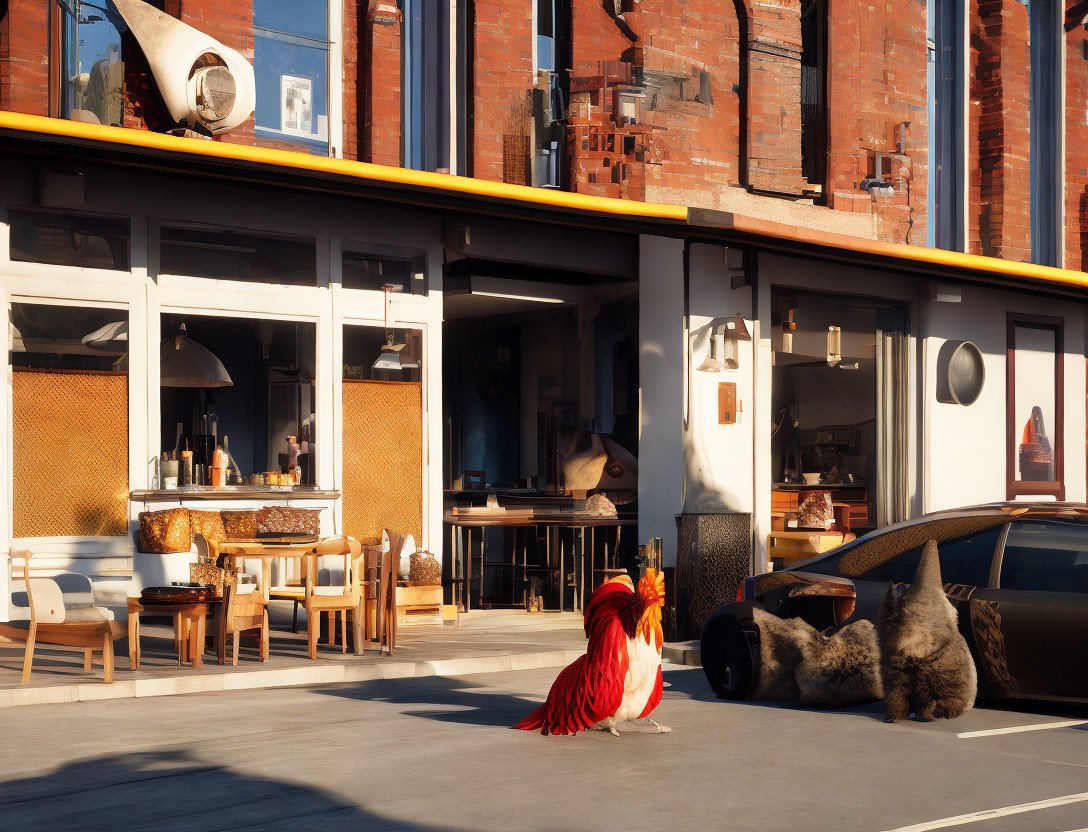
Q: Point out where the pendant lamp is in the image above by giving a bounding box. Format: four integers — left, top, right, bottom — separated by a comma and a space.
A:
160, 323, 233, 387
372, 286, 406, 374
82, 320, 128, 352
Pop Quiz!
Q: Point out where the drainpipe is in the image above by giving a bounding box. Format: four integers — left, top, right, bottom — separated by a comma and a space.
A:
732, 0, 750, 188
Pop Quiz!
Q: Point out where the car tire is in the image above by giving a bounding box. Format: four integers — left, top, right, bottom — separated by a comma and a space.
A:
701, 613, 756, 700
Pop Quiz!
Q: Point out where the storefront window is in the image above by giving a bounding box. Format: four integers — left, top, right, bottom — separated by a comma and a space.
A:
342, 251, 427, 296
9, 302, 129, 537
159, 223, 316, 286
1007, 314, 1064, 499
9, 209, 130, 271
343, 324, 423, 383
159, 314, 316, 487
56, 0, 126, 126
253, 0, 330, 155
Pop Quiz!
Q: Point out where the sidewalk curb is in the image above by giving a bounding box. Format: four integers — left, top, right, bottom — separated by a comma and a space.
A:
0, 648, 587, 710
662, 641, 701, 667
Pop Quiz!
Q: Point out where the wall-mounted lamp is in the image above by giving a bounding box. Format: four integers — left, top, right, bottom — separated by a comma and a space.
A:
826, 325, 842, 367
694, 313, 751, 373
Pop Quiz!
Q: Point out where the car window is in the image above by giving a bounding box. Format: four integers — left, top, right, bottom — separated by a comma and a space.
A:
803, 515, 1007, 581
858, 525, 1001, 585
1000, 519, 1088, 593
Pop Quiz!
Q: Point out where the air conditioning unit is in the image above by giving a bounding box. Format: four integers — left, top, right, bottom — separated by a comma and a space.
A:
111, 0, 255, 135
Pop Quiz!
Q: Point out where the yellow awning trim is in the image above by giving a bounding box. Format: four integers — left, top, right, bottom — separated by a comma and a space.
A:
0, 111, 687, 221
2, 111, 1088, 290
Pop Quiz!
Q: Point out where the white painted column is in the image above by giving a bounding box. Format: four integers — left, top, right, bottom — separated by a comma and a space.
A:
638, 235, 684, 567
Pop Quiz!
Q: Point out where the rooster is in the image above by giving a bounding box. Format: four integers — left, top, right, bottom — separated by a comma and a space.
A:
514, 569, 669, 736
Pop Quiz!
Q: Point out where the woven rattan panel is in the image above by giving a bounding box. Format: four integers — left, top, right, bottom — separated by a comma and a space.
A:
13, 370, 129, 537
675, 512, 753, 641
342, 380, 423, 545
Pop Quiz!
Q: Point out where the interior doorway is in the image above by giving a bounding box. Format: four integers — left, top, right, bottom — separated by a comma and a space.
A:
769, 288, 909, 568
442, 266, 639, 609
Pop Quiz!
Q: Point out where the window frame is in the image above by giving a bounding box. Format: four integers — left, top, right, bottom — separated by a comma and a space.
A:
252, 0, 333, 155
1006, 312, 1065, 500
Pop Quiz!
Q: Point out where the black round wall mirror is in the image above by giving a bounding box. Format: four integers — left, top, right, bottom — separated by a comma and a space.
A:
936, 340, 985, 405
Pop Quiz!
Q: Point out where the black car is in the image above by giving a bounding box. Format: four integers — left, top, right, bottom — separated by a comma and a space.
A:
700, 503, 1088, 705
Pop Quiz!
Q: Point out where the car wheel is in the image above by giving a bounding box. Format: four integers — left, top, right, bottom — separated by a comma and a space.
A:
701, 614, 755, 700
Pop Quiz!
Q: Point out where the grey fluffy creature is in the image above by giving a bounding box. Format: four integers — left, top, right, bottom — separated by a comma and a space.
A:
751, 609, 882, 708
876, 539, 977, 722
797, 620, 883, 709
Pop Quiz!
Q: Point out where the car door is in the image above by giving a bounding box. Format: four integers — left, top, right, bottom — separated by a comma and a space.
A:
964, 518, 1088, 700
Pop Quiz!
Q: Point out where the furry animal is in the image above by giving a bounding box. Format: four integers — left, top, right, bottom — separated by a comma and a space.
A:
514, 569, 667, 736
796, 620, 883, 709
877, 539, 977, 722
751, 608, 815, 701
751, 609, 882, 708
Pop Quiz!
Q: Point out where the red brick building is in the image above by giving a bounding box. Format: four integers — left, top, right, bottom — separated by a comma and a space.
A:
0, 0, 1084, 265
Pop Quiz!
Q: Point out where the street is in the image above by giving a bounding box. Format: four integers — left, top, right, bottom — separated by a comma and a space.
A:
1, 664, 1086, 832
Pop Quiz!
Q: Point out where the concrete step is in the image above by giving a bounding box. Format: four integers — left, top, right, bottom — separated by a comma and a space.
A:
456, 609, 583, 631
662, 640, 701, 667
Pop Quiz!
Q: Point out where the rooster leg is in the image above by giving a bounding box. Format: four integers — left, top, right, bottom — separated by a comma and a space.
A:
591, 719, 621, 736
637, 717, 672, 734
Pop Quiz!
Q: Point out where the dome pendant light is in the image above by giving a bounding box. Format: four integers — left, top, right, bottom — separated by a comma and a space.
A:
160, 323, 233, 388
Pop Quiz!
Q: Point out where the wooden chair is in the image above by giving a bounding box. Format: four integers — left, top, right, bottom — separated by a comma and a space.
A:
302, 536, 364, 658
266, 555, 308, 633
0, 550, 123, 683
217, 556, 269, 666
374, 529, 401, 655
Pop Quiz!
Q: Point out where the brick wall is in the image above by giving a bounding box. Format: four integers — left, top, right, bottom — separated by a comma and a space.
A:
0, 0, 51, 116
968, 0, 1031, 261
363, 1, 403, 167
471, 0, 534, 183
566, 0, 741, 203
826, 0, 928, 245
1066, 19, 1088, 271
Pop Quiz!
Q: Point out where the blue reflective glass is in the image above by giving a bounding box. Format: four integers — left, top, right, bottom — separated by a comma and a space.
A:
253, 33, 329, 154
59, 0, 125, 126
254, 0, 327, 41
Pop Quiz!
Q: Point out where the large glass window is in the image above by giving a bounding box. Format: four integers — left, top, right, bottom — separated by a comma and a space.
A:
253, 0, 330, 155
403, 0, 450, 172
1001, 519, 1088, 593
9, 209, 130, 271
10, 302, 130, 537
57, 0, 126, 126
342, 251, 427, 296
159, 314, 317, 487
159, 224, 316, 286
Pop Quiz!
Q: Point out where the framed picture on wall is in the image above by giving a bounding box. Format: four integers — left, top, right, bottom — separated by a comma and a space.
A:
1006, 314, 1064, 499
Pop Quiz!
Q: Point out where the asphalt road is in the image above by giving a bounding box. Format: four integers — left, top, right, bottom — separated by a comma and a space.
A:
1, 664, 1086, 832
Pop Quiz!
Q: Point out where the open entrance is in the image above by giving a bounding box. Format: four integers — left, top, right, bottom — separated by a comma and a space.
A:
770, 288, 909, 569
443, 265, 639, 611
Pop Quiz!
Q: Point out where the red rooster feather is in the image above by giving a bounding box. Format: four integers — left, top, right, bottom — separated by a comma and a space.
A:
514, 569, 668, 736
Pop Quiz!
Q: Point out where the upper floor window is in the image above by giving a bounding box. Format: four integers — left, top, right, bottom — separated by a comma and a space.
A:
57, 0, 126, 126
253, 0, 330, 155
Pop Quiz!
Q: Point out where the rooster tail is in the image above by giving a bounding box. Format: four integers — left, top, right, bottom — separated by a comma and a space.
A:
512, 706, 547, 732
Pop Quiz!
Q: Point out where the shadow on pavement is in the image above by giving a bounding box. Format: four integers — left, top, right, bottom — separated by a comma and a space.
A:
316, 675, 536, 727
0, 749, 462, 832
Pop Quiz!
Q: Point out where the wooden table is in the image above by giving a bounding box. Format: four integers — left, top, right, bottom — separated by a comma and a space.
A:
444, 514, 635, 613
127, 597, 213, 670
768, 529, 855, 566
213, 540, 373, 657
